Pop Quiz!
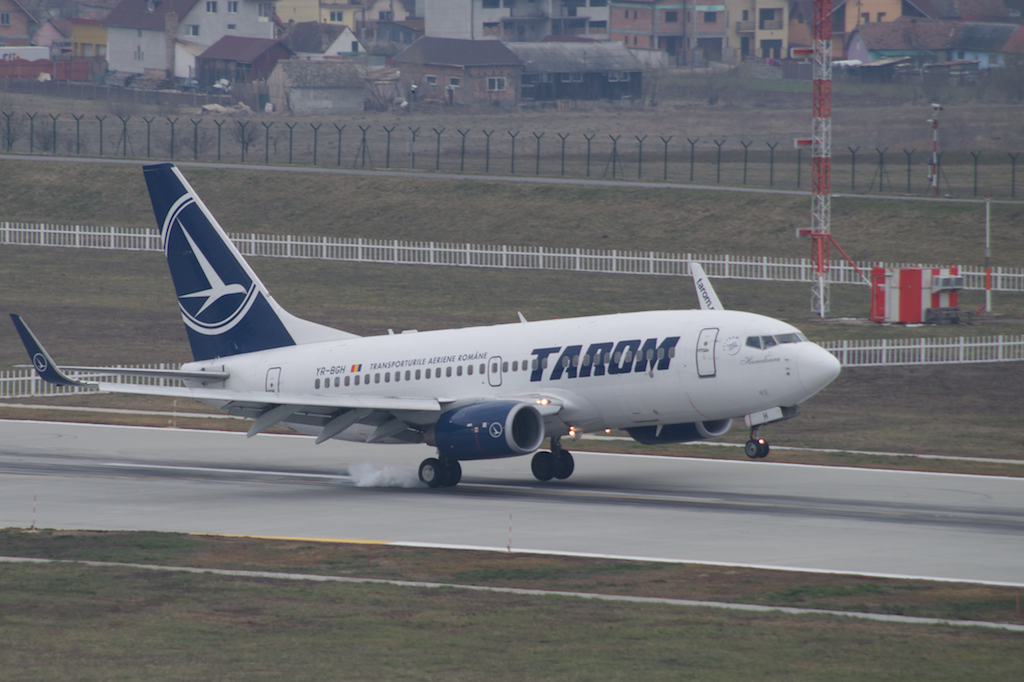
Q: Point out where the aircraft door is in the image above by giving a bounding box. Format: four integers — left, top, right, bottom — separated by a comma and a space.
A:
487, 356, 502, 387
266, 367, 281, 392
696, 328, 718, 378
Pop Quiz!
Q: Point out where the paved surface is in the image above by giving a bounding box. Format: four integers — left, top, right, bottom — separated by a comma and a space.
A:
1, 420, 1022, 586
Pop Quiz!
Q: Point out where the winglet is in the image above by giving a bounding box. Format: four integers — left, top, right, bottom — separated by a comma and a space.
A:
690, 262, 724, 311
9, 314, 84, 386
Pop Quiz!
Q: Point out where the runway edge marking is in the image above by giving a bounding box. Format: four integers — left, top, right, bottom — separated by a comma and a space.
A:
1, 555, 1021, 632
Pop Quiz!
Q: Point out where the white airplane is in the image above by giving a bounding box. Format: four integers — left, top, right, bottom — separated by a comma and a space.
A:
11, 163, 841, 488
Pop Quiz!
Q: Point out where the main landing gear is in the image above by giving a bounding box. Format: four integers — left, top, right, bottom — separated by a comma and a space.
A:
531, 436, 575, 482
418, 457, 462, 488
744, 427, 770, 460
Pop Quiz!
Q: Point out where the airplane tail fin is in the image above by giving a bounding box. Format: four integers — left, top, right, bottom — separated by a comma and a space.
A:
143, 163, 354, 362
690, 262, 725, 311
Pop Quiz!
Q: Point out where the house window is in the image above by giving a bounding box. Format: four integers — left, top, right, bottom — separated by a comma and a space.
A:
259, 3, 274, 18
665, 10, 678, 22
0, 12, 9, 26
351, 41, 359, 51
876, 12, 885, 21
483, 0, 499, 7
503, 0, 514, 7
227, 23, 236, 29
227, 0, 238, 12
425, 74, 437, 84
703, 11, 716, 23
187, 25, 199, 36
449, 76, 460, 87
590, 0, 606, 6
134, 45, 143, 60
861, 13, 870, 23
742, 10, 748, 20
330, 10, 344, 21
589, 20, 606, 31
206, 1, 217, 13
487, 76, 506, 91
379, 10, 393, 20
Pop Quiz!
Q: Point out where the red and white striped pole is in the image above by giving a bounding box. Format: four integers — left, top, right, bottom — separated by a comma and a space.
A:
928, 104, 942, 197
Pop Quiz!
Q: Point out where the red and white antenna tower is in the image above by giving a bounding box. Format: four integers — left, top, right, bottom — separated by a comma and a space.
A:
793, 0, 834, 318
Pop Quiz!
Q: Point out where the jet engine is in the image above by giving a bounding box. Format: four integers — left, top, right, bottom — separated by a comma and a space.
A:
626, 419, 733, 445
426, 401, 545, 460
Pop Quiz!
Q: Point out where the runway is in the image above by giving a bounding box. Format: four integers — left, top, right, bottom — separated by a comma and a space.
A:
1, 420, 1022, 586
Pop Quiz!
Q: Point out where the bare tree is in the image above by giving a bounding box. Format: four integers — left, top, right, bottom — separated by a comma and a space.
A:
231, 120, 259, 156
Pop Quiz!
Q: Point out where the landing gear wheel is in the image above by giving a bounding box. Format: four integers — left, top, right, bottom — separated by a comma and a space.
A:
419, 458, 444, 488
531, 451, 555, 481
744, 439, 769, 459
440, 459, 462, 487
553, 451, 575, 480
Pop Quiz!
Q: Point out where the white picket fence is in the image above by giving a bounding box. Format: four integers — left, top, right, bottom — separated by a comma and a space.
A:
3, 221, 1023, 291
2, 336, 1022, 400
820, 335, 1024, 367
0, 364, 184, 400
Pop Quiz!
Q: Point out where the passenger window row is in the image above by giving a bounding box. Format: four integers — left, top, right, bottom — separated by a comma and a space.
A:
313, 358, 533, 390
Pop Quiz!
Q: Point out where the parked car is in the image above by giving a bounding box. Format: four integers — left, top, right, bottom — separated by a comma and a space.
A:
178, 78, 201, 92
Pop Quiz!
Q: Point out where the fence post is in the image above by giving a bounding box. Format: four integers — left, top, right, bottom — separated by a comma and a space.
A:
49, 113, 60, 154
971, 151, 980, 196
27, 112, 37, 154
533, 131, 544, 175
214, 119, 224, 161
635, 134, 646, 179
1008, 152, 1018, 198
408, 126, 420, 169
356, 124, 371, 168
508, 130, 519, 174
848, 146, 859, 191
687, 137, 699, 182
584, 133, 596, 177
433, 127, 445, 170
285, 122, 297, 163
95, 114, 105, 156
311, 122, 322, 165
2, 111, 12, 152
384, 125, 395, 168
903, 148, 914, 194
483, 129, 494, 172
767, 141, 778, 186
190, 118, 201, 161
741, 140, 752, 185
458, 128, 469, 171
74, 113, 86, 155
607, 134, 621, 178
558, 132, 570, 176
166, 117, 177, 160
238, 120, 249, 162
660, 135, 672, 181
262, 121, 274, 164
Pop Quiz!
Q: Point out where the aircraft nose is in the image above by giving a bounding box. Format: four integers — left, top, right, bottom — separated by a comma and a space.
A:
797, 343, 841, 397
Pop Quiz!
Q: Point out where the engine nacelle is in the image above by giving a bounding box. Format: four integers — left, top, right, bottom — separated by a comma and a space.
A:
626, 419, 733, 445
427, 401, 545, 460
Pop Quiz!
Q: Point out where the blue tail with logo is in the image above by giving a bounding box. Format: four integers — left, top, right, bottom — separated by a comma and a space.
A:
144, 163, 352, 361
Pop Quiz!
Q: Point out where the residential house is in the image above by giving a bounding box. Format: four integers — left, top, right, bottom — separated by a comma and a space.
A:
424, 0, 611, 42
507, 39, 642, 100
267, 58, 364, 112
33, 17, 73, 55
846, 17, 959, 65
76, 0, 123, 21
0, 0, 38, 46
195, 34, 293, 84
392, 35, 520, 104
607, 0, 699, 64
69, 16, 107, 57
726, 0, 789, 61
285, 19, 364, 57
275, 0, 319, 23
103, 0, 277, 80
949, 21, 1018, 67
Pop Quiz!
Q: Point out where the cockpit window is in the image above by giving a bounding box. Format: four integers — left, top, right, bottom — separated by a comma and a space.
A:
746, 333, 808, 349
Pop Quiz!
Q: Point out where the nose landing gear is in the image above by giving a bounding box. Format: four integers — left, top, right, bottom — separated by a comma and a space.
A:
744, 427, 770, 459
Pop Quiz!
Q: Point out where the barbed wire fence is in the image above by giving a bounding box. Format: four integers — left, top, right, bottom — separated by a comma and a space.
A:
1, 110, 1021, 198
